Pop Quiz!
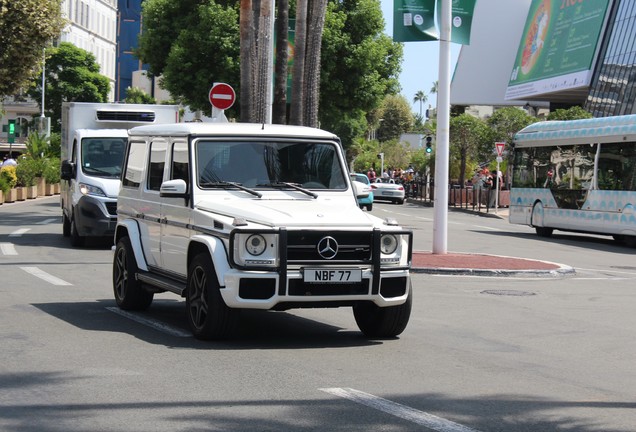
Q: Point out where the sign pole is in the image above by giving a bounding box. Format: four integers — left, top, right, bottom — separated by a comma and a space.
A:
432, 0, 451, 255
494, 142, 505, 215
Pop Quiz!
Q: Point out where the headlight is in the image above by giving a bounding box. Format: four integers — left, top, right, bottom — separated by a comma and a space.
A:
231, 231, 279, 268
380, 234, 398, 254
79, 183, 107, 197
245, 234, 267, 256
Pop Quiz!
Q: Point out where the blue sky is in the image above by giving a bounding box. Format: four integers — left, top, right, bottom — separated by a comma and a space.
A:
379, 0, 461, 115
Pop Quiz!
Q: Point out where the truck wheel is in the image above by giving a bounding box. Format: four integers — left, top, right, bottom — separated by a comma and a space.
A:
69, 217, 85, 247
353, 282, 412, 338
186, 253, 239, 340
113, 236, 153, 310
62, 214, 71, 237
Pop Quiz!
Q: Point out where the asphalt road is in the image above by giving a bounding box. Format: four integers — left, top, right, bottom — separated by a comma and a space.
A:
1, 196, 635, 432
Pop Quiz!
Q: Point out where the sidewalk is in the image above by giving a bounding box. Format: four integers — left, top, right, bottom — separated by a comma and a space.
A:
406, 198, 574, 277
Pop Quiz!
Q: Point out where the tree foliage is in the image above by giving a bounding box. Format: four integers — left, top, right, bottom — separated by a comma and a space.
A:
450, 113, 489, 186
137, 0, 240, 113
123, 87, 156, 104
28, 43, 110, 132
376, 94, 413, 142
0, 0, 64, 97
546, 106, 593, 121
319, 0, 403, 147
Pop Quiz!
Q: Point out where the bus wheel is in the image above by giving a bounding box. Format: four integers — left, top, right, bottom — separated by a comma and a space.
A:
531, 202, 552, 237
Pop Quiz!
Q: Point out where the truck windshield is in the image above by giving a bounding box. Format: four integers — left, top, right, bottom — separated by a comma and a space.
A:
81, 137, 127, 178
196, 140, 347, 190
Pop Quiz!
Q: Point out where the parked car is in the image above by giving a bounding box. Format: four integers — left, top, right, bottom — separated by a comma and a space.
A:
371, 178, 405, 204
350, 173, 374, 210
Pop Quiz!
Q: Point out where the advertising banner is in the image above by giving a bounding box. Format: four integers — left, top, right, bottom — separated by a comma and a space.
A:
393, 0, 475, 44
393, 0, 438, 42
505, 0, 611, 100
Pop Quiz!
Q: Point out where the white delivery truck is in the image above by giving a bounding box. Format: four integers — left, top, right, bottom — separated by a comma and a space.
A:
60, 102, 180, 246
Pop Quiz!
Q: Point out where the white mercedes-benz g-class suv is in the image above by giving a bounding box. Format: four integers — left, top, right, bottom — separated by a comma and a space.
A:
113, 122, 413, 340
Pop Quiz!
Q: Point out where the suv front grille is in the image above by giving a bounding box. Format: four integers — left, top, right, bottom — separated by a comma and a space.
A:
287, 230, 372, 263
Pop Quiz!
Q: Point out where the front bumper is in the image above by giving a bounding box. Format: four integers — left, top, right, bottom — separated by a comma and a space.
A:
74, 195, 118, 237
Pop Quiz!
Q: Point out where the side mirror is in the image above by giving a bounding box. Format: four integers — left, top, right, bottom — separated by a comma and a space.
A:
351, 180, 370, 199
60, 160, 75, 181
160, 179, 188, 198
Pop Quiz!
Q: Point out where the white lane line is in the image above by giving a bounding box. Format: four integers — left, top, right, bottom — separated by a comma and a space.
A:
320, 388, 481, 432
0, 243, 18, 256
473, 225, 504, 232
20, 266, 72, 286
9, 228, 30, 237
37, 218, 58, 225
106, 307, 191, 338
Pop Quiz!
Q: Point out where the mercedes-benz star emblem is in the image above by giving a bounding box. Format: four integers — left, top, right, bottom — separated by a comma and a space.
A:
317, 236, 338, 260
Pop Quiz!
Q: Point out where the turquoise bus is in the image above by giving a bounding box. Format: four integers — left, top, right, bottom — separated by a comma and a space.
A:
510, 114, 636, 247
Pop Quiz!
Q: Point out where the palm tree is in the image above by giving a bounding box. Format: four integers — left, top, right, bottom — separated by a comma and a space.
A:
413, 90, 427, 116
430, 81, 438, 96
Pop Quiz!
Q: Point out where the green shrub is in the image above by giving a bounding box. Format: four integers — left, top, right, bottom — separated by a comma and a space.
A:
25, 132, 49, 160
0, 165, 18, 189
15, 158, 39, 187
43, 158, 61, 184
0, 174, 9, 195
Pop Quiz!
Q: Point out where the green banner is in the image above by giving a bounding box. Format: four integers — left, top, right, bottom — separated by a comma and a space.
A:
393, 0, 438, 42
506, 0, 610, 99
443, 0, 476, 45
393, 0, 475, 45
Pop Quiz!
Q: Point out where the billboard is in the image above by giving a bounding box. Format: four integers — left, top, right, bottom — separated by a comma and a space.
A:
505, 0, 612, 100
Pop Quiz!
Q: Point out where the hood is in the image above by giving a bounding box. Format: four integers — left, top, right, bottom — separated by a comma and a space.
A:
196, 195, 380, 228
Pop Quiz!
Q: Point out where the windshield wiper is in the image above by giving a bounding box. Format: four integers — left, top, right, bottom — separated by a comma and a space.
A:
256, 182, 318, 199
200, 181, 262, 198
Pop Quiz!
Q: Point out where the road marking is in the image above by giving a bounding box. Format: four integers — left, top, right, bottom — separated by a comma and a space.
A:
37, 218, 58, 225
0, 243, 18, 256
106, 307, 191, 338
20, 266, 72, 286
320, 388, 481, 432
9, 228, 30, 237
473, 225, 504, 232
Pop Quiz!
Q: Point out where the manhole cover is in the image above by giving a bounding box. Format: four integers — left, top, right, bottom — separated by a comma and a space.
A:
481, 289, 536, 297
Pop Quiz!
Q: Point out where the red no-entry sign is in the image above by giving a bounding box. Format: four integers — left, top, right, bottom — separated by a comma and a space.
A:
209, 83, 236, 110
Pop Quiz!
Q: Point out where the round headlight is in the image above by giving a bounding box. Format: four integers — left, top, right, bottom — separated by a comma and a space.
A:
245, 234, 267, 256
380, 234, 398, 254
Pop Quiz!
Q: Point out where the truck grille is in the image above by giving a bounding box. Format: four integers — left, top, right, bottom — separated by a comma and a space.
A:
287, 230, 372, 263
105, 202, 118, 216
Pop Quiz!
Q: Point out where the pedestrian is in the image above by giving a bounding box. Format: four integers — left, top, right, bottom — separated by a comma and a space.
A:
2, 154, 17, 167
367, 167, 376, 182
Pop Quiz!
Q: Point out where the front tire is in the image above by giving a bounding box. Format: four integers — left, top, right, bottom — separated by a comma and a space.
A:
62, 213, 71, 237
186, 253, 239, 340
353, 282, 412, 338
113, 236, 153, 310
69, 216, 85, 247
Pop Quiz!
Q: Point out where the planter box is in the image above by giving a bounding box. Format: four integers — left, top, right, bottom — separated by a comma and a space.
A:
0, 190, 3, 204
45, 183, 55, 196
16, 187, 27, 201
35, 177, 46, 197
4, 188, 17, 203
27, 185, 38, 199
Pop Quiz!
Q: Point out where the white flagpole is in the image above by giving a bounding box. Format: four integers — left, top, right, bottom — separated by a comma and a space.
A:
432, 0, 451, 254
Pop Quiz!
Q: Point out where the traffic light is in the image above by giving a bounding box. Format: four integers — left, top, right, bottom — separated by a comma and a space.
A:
425, 136, 432, 153
7, 119, 16, 144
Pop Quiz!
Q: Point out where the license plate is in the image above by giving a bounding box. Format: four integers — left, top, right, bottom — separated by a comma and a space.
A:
382, 191, 394, 195
304, 268, 362, 283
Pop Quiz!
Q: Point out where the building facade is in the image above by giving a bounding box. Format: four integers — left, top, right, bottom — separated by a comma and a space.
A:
60, 0, 118, 101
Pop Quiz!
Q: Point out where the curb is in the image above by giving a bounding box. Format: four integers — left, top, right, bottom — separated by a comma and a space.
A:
411, 264, 576, 278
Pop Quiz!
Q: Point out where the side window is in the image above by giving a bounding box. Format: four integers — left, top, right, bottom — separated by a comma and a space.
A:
148, 140, 167, 191
171, 141, 189, 189
122, 141, 146, 188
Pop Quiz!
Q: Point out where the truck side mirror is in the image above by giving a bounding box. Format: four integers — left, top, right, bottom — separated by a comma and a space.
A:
60, 160, 75, 181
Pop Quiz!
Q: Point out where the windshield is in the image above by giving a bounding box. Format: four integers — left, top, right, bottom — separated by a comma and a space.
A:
81, 137, 127, 178
196, 140, 347, 190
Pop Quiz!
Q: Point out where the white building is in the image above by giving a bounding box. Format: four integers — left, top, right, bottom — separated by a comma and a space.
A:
60, 0, 118, 101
